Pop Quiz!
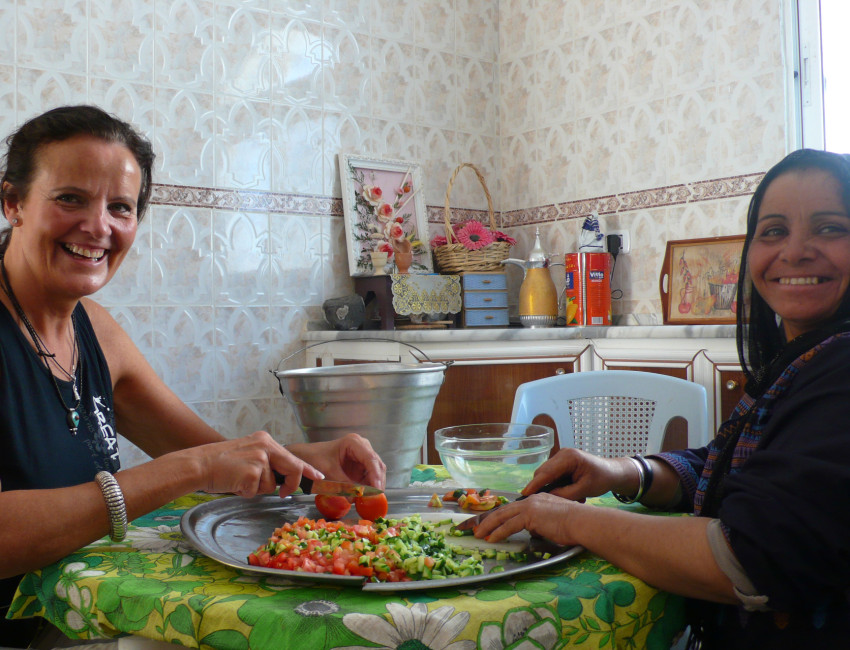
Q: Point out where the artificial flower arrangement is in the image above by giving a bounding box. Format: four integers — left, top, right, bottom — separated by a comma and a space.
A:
431, 162, 517, 273
349, 163, 425, 273
430, 221, 516, 251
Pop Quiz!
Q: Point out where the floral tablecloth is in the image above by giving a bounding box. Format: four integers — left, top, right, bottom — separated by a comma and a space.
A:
8, 466, 685, 649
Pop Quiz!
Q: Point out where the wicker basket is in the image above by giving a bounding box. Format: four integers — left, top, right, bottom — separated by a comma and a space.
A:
432, 163, 511, 273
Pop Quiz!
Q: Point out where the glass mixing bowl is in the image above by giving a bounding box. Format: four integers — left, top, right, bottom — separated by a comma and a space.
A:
434, 423, 555, 493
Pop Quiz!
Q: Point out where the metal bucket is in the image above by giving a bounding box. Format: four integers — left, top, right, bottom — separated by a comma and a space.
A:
273, 359, 448, 488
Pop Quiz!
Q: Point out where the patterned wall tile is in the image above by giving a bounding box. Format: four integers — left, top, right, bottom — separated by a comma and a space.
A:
372, 0, 416, 44
662, 2, 717, 93
17, 0, 87, 72
414, 0, 455, 52
269, 15, 325, 107
0, 3, 14, 65
89, 0, 155, 82
16, 69, 87, 119
324, 0, 372, 35
214, 95, 272, 190
151, 306, 216, 403
88, 79, 156, 142
214, 306, 276, 400
323, 27, 371, 115
153, 89, 216, 186
212, 210, 269, 305
617, 100, 668, 192
0, 66, 16, 139
499, 0, 536, 59
456, 0, 499, 61
324, 112, 373, 196
214, 5, 271, 99
153, 0, 215, 90
151, 206, 214, 305
457, 57, 497, 135
371, 39, 416, 123
269, 103, 324, 194
268, 213, 323, 306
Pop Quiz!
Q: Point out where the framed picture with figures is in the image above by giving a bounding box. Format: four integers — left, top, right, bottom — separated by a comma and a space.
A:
660, 235, 746, 325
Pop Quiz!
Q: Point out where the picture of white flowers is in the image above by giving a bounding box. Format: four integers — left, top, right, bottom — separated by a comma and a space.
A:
339, 153, 433, 277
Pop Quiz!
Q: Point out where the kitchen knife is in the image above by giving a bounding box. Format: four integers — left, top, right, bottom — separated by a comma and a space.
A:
273, 472, 383, 497
454, 473, 573, 532
301, 477, 383, 498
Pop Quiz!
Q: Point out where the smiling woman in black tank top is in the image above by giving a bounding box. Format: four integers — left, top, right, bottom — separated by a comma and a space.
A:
0, 106, 387, 647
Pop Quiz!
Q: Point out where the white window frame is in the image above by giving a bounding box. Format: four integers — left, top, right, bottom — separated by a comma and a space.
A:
789, 0, 826, 150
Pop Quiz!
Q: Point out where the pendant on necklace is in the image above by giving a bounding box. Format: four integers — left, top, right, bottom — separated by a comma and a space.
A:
72, 382, 80, 402
67, 409, 80, 435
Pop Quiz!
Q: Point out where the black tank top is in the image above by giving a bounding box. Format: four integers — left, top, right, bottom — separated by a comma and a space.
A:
0, 300, 120, 491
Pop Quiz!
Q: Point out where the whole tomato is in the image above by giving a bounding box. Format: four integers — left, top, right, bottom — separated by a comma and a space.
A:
354, 493, 389, 520
314, 495, 351, 520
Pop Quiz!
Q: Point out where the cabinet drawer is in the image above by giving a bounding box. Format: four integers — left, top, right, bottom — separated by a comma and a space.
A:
463, 308, 510, 327
462, 272, 507, 291
463, 291, 508, 309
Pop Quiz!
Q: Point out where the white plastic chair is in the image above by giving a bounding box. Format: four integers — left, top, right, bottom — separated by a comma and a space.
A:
510, 370, 710, 456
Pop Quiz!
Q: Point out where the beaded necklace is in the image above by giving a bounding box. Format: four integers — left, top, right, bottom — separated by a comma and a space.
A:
0, 257, 83, 435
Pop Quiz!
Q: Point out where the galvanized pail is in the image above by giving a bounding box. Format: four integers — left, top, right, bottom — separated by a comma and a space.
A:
273, 361, 448, 488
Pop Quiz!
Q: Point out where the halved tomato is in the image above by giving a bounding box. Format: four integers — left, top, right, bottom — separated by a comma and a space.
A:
315, 494, 351, 520
354, 493, 389, 520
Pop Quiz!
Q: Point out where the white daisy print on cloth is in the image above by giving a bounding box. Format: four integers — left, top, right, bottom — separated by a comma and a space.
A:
340, 602, 476, 650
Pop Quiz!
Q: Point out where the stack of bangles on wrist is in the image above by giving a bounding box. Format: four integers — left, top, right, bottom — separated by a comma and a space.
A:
94, 471, 128, 542
613, 454, 654, 504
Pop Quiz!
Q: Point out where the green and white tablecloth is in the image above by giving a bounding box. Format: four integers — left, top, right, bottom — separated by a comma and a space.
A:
8, 466, 685, 649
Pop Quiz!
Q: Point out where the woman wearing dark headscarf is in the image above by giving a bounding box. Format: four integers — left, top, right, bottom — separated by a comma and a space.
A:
475, 149, 850, 647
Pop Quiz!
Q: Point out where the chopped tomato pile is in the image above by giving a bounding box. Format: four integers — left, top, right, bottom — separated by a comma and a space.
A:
442, 488, 509, 511
247, 514, 484, 582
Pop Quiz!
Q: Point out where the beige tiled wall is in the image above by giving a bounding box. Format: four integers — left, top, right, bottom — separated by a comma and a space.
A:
0, 0, 789, 465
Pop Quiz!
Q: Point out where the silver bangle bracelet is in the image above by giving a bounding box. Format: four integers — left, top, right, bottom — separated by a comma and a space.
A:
94, 471, 128, 542
613, 456, 646, 504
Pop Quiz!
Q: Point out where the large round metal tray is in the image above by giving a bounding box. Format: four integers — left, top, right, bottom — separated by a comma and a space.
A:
180, 488, 583, 592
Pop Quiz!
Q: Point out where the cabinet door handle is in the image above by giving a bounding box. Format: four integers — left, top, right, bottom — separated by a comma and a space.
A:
485, 315, 494, 320
725, 380, 739, 391
482, 279, 492, 284
484, 297, 492, 302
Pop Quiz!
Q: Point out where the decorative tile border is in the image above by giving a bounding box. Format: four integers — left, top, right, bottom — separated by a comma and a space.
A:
151, 184, 342, 216
151, 172, 764, 226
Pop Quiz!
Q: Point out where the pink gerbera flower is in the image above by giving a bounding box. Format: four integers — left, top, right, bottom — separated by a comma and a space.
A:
455, 220, 495, 250
430, 235, 448, 248
491, 230, 517, 246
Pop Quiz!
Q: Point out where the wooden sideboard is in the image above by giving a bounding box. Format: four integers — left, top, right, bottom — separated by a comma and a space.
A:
302, 327, 744, 463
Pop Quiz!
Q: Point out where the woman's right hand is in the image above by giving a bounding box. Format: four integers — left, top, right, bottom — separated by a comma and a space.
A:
187, 431, 324, 498
522, 448, 633, 502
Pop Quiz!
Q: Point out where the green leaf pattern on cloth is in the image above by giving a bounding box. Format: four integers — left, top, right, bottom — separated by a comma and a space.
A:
8, 469, 684, 648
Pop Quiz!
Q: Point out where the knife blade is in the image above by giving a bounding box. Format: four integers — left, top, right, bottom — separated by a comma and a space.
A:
272, 471, 383, 497
453, 473, 573, 532
301, 477, 383, 498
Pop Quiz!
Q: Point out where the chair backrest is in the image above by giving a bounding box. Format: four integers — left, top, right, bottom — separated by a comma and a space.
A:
510, 370, 710, 456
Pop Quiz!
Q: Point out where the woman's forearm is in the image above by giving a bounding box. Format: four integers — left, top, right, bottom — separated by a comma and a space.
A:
567, 504, 736, 603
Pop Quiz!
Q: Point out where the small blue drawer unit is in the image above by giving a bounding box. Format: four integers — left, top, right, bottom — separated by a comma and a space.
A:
461, 272, 509, 327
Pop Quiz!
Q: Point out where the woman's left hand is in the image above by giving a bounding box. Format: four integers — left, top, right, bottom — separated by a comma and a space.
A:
288, 433, 386, 491
471, 493, 576, 545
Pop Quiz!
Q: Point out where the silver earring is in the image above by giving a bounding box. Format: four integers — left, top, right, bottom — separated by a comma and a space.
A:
11, 219, 18, 225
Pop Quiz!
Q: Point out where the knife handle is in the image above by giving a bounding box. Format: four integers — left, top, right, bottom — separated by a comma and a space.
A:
272, 471, 314, 494
515, 472, 573, 501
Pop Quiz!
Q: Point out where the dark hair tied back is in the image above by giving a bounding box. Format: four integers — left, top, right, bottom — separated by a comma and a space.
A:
0, 104, 155, 224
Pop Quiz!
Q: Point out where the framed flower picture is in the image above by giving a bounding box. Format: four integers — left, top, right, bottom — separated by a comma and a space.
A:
339, 153, 433, 277
659, 235, 746, 325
